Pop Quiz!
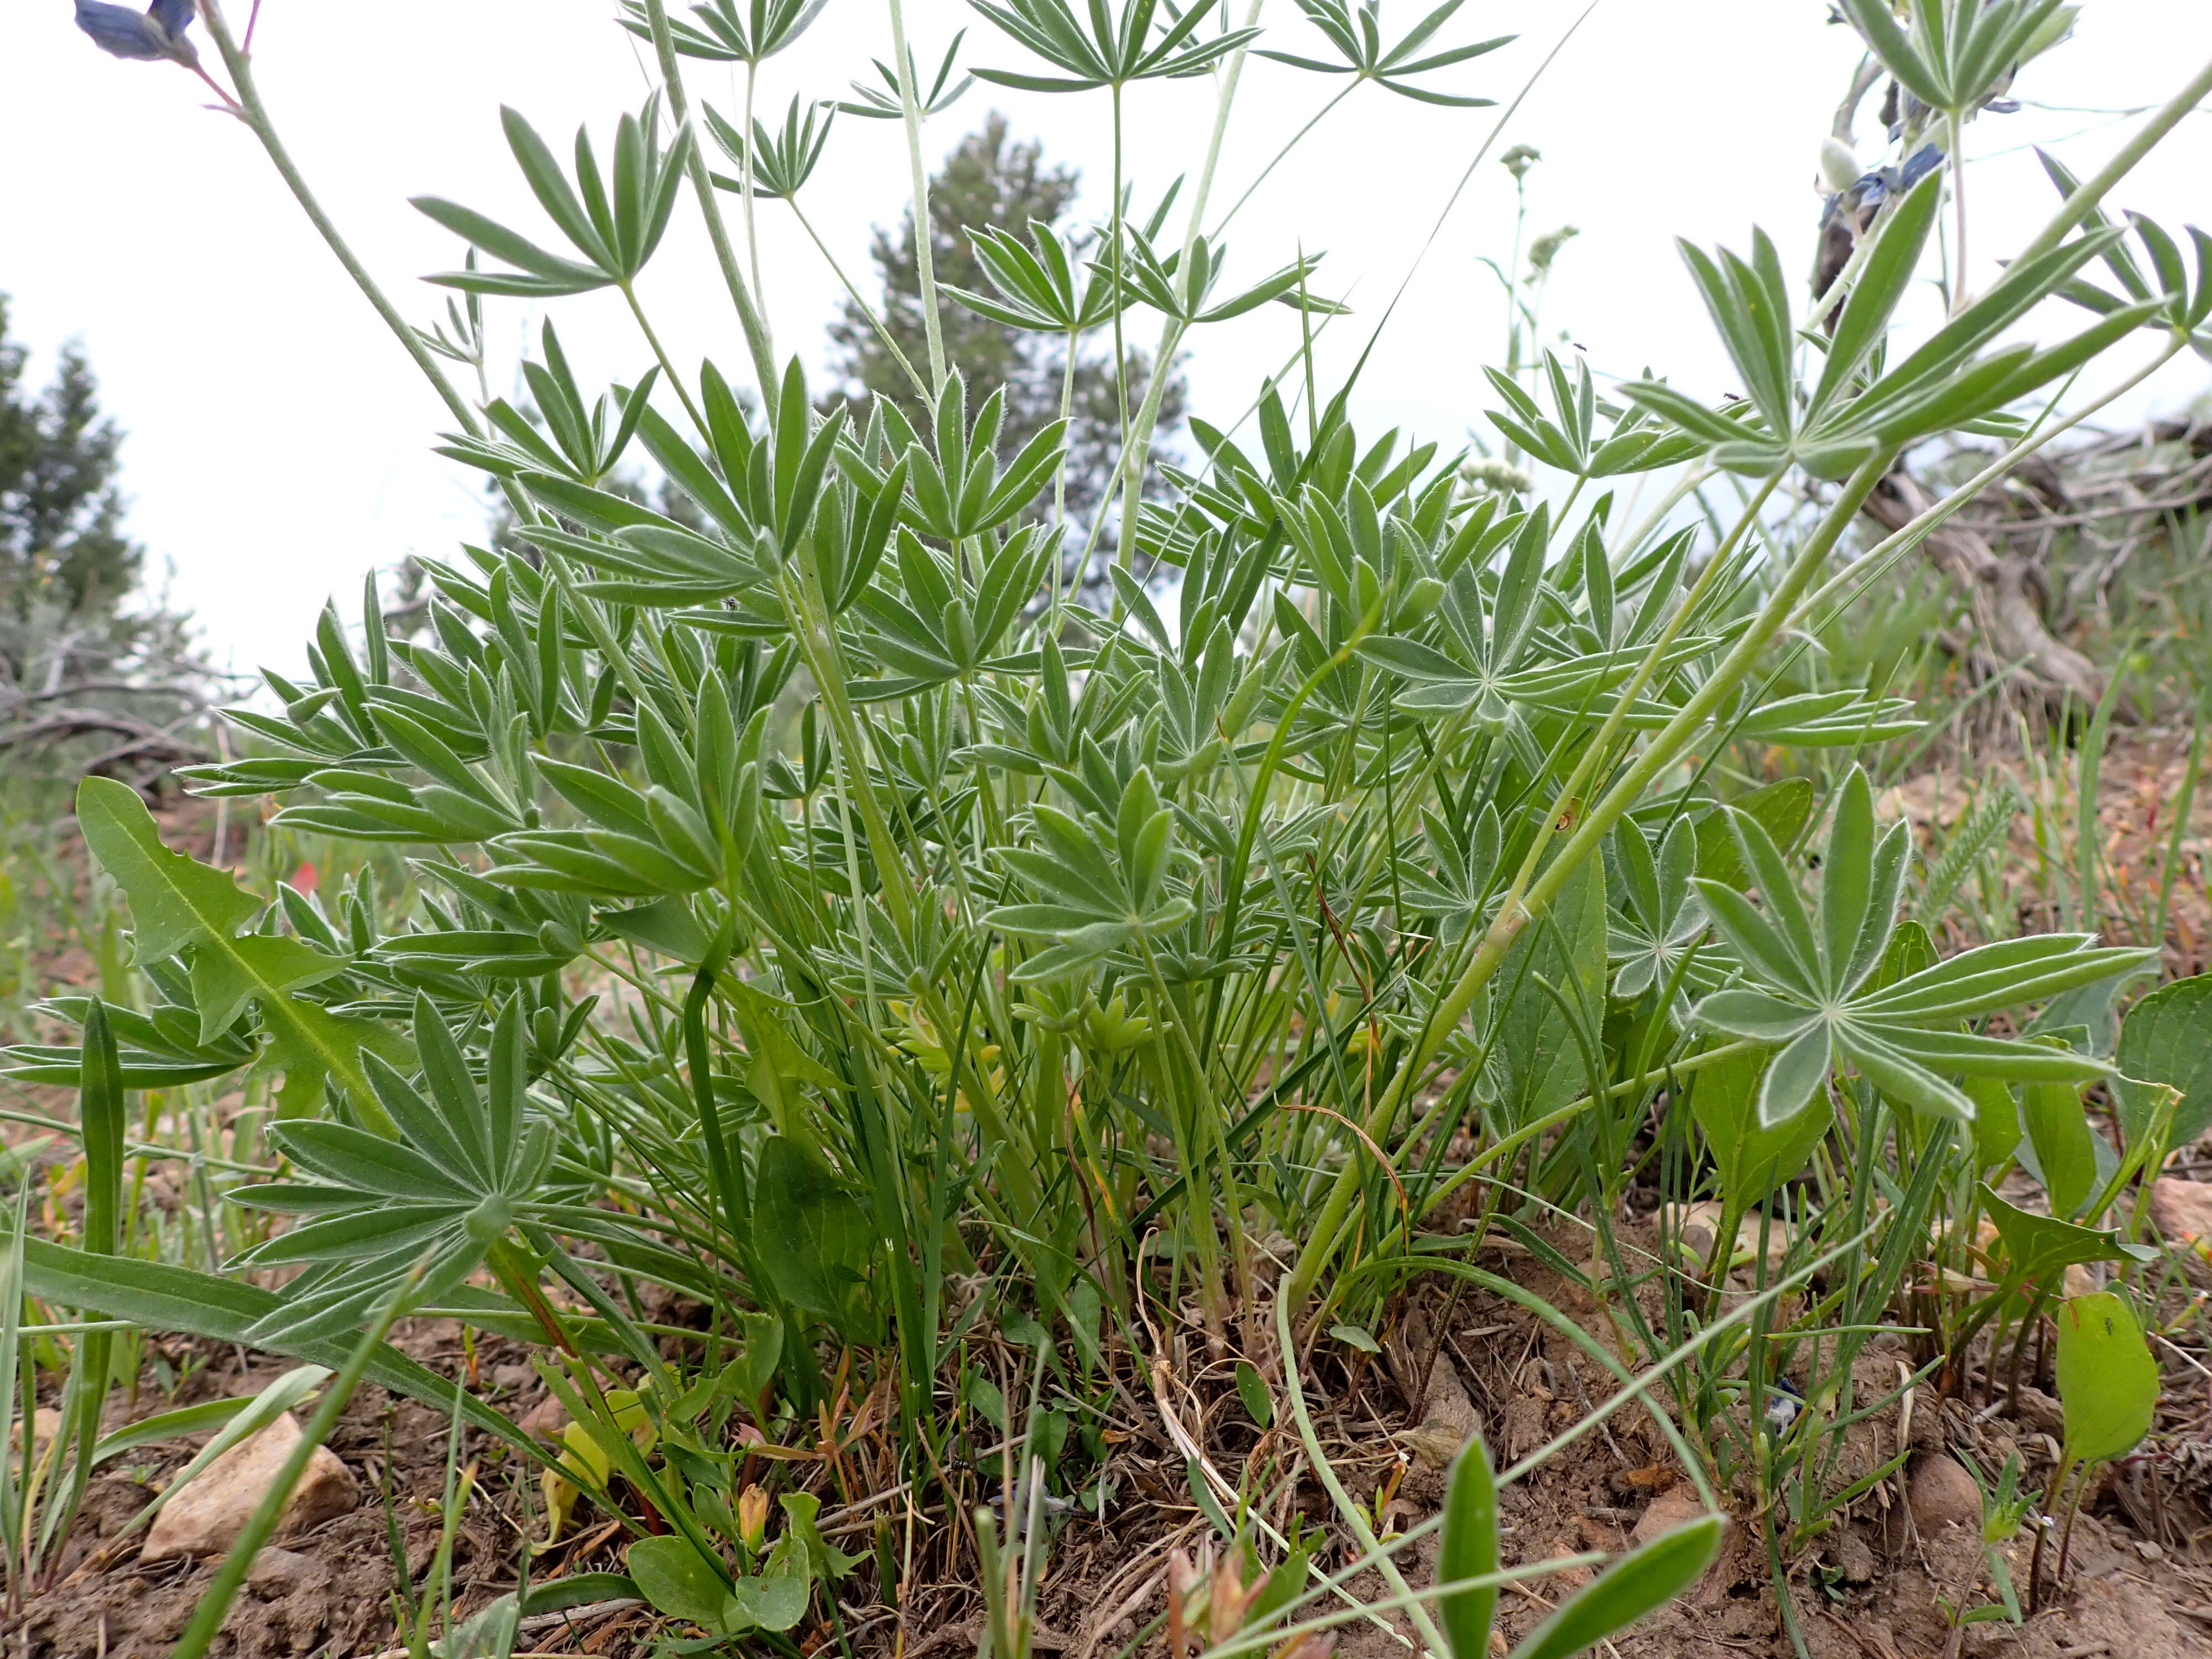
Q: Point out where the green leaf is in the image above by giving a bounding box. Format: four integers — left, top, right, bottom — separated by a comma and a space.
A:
1509, 1514, 1723, 1659
1693, 1042, 1833, 1204
1495, 856, 1608, 1128
1439, 1433, 1499, 1659
725, 1566, 810, 1631
752, 1138, 878, 1339
1329, 1322, 1380, 1353
2054, 1291, 2158, 1465
627, 1534, 732, 1627
76, 776, 259, 961
0, 1228, 529, 1454
778, 1490, 864, 1581
1693, 779, 1812, 889
1235, 1359, 1274, 1427
2116, 974, 2212, 1144
2021, 1081, 2098, 1220
75, 779, 401, 1120
1980, 1185, 2156, 1285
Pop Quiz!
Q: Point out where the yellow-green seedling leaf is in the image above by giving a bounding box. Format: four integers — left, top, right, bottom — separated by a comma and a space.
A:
778, 1490, 864, 1580
1510, 1514, 1723, 1659
2056, 1292, 2159, 1466
1439, 1432, 1500, 1658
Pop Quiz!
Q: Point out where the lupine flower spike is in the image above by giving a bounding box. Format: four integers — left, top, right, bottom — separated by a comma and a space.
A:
74, 0, 241, 109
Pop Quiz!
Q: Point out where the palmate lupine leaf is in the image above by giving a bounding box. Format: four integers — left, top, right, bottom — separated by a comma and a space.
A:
705, 96, 835, 200
944, 220, 1125, 333
1258, 0, 1512, 107
413, 98, 692, 295
617, 0, 831, 63
1623, 173, 2164, 477
1691, 768, 2154, 1126
2039, 152, 2212, 359
837, 32, 976, 118
986, 766, 1193, 980
1607, 818, 1711, 1004
1835, 0, 2077, 122
228, 995, 555, 1345
968, 0, 1260, 93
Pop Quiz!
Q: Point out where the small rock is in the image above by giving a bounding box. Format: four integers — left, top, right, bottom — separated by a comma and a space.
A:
140, 1412, 357, 1563
2064, 1263, 2099, 1299
2136, 1538, 2164, 1562
1833, 1527, 1878, 1583
246, 1545, 324, 1593
1907, 1454, 1981, 1533
519, 1392, 570, 1441
1405, 1352, 1483, 1469
2151, 1178, 2212, 1246
491, 1363, 535, 1391
9, 1407, 63, 1468
1658, 1202, 1791, 1274
1633, 1485, 1714, 1547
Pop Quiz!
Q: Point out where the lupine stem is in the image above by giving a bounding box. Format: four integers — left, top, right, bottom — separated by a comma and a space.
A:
885, 0, 947, 392
637, 0, 781, 396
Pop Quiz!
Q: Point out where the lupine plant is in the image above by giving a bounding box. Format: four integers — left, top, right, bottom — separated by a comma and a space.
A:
18, 0, 2212, 1652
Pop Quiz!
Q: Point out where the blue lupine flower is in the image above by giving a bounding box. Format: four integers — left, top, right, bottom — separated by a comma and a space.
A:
75, 0, 200, 65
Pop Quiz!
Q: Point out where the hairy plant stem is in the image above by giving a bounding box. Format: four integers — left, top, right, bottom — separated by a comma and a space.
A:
637, 0, 781, 394
885, 0, 947, 391
1108, 83, 1132, 571
619, 282, 709, 434
1947, 109, 1970, 317
790, 200, 933, 400
192, 0, 676, 736
194, 1, 483, 444
742, 60, 765, 312
1283, 453, 1894, 1313
2013, 51, 2212, 268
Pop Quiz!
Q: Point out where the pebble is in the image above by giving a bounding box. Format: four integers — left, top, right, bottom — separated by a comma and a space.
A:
1907, 1454, 1982, 1533
2150, 1178, 2212, 1246
1632, 1485, 1713, 1547
140, 1412, 357, 1563
519, 1392, 570, 1441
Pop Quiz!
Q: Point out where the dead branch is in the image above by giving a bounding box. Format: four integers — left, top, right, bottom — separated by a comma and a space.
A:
1863, 469, 2105, 707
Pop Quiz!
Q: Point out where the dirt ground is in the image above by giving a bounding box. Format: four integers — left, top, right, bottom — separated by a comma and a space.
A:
15, 1229, 2212, 1659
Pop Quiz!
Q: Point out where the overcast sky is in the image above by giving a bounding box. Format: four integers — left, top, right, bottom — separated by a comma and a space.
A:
4, 0, 2208, 679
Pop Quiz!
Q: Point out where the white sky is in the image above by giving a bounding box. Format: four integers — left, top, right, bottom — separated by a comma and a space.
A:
3, 0, 2208, 680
